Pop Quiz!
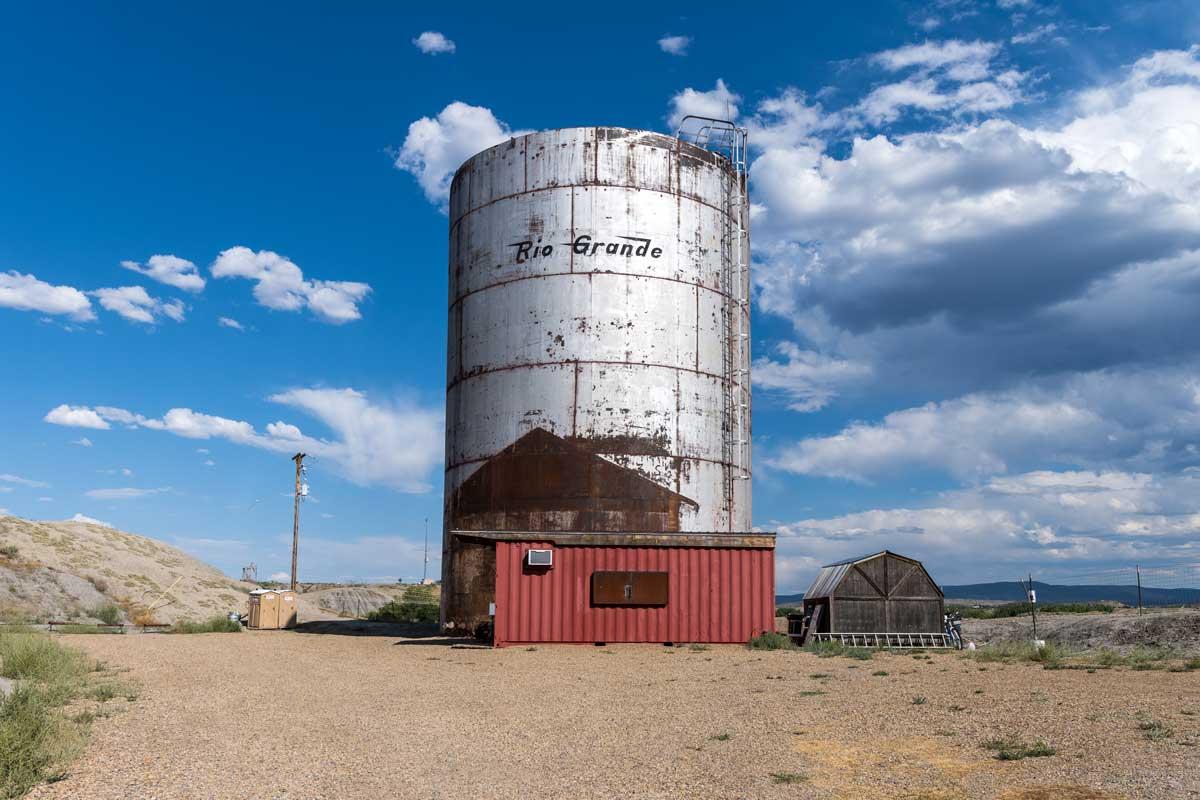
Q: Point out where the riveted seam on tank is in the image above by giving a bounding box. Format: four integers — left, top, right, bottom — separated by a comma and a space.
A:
448, 182, 734, 233
447, 270, 755, 313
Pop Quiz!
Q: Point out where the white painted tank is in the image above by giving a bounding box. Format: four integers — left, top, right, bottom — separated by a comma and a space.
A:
443, 126, 751, 544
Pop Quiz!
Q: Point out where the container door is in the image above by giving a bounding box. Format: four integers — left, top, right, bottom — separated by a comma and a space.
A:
279, 592, 297, 628
261, 594, 279, 629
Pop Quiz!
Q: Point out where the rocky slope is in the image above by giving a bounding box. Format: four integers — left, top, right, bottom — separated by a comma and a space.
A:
0, 515, 252, 624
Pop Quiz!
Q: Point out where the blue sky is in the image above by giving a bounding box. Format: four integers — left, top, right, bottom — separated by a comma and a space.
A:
2, 1, 1199, 591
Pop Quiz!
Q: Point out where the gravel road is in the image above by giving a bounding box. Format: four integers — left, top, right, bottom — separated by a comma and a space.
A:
30, 627, 1200, 800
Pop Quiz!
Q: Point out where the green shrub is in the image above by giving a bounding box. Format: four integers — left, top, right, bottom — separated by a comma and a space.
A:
0, 544, 18, 559
0, 633, 89, 686
972, 641, 1066, 665
775, 606, 801, 617
0, 632, 93, 797
89, 604, 122, 626
747, 632, 793, 651
170, 616, 241, 634
367, 586, 439, 624
0, 685, 86, 798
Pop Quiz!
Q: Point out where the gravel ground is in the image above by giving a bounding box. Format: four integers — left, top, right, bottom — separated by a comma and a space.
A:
29, 628, 1200, 800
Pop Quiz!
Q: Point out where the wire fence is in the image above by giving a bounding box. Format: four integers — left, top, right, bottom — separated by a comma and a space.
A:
1027, 563, 1200, 609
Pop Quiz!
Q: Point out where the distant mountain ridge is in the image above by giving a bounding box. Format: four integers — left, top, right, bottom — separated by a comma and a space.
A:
777, 580, 1200, 607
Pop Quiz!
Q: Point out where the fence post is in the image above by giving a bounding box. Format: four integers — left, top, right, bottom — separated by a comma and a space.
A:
1135, 565, 1143, 616
1025, 573, 1038, 641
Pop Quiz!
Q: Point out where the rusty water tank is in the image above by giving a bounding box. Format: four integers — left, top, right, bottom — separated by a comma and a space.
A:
442, 126, 757, 632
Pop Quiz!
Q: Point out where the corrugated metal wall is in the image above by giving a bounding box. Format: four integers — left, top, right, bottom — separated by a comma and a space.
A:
494, 542, 774, 646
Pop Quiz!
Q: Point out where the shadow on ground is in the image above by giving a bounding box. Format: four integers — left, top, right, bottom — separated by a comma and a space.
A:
292, 619, 479, 646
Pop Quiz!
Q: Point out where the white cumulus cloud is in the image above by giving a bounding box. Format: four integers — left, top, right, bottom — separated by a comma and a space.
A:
394, 101, 527, 206
120, 255, 205, 292
0, 271, 94, 321
412, 31, 455, 55
668, 79, 741, 129
217, 317, 244, 331
68, 513, 112, 528
210, 247, 371, 324
46, 388, 443, 493
45, 405, 111, 430
92, 286, 186, 325
658, 35, 691, 56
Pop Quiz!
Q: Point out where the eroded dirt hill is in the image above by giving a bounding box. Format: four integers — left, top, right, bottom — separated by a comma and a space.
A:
0, 515, 252, 624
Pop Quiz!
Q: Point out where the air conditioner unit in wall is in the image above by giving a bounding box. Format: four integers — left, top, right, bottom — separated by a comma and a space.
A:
526, 549, 553, 567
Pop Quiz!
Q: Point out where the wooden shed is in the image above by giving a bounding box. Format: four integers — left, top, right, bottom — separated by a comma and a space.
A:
800, 552, 945, 646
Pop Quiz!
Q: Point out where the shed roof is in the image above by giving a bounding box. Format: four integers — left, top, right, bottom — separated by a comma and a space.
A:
803, 550, 941, 600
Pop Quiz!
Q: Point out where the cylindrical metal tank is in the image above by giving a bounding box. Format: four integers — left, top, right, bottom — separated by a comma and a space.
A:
442, 126, 753, 630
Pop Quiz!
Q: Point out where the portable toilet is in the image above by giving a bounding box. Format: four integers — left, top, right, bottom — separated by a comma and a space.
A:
248, 589, 297, 629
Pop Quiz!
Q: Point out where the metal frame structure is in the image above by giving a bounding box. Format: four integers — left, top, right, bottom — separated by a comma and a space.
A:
675, 116, 751, 525
808, 631, 956, 649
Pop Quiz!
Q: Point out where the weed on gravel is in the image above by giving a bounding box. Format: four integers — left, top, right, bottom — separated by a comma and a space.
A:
710, 732, 732, 742
769, 772, 807, 784
806, 641, 873, 660
1137, 714, 1174, 742
747, 632, 793, 651
981, 734, 1056, 761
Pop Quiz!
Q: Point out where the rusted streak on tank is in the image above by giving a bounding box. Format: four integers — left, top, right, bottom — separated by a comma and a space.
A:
446, 449, 748, 475
442, 536, 495, 630
448, 427, 698, 536
566, 432, 671, 457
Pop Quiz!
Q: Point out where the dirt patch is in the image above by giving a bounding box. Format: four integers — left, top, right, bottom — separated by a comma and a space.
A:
793, 735, 995, 799
999, 788, 1123, 800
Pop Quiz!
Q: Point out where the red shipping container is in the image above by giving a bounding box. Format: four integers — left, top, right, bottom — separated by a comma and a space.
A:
493, 541, 775, 647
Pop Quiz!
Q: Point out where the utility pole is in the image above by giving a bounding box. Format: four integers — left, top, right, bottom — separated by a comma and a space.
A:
422, 517, 429, 583
291, 453, 306, 593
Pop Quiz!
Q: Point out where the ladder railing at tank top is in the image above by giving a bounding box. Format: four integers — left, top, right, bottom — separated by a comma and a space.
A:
675, 116, 752, 524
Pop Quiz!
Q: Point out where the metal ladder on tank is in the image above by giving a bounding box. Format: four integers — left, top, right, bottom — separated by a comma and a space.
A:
675, 116, 750, 531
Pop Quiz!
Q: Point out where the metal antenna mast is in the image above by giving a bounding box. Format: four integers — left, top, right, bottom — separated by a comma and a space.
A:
291, 452, 306, 592
422, 517, 429, 583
